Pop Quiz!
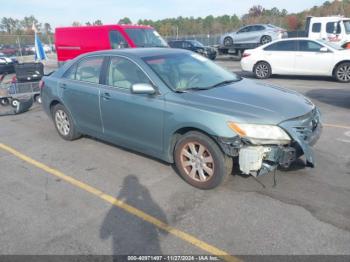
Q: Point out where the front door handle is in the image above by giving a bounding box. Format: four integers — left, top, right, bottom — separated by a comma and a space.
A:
101, 92, 111, 100
59, 83, 67, 89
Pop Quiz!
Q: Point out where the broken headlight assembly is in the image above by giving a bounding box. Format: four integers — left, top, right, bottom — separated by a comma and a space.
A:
227, 122, 291, 145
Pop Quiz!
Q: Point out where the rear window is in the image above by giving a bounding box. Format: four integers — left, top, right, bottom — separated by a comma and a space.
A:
64, 56, 104, 84
264, 40, 297, 51
312, 23, 321, 33
169, 41, 182, 48
124, 28, 168, 47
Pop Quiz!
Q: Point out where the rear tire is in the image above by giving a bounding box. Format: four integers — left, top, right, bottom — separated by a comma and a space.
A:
0, 98, 9, 106
260, 35, 272, 45
34, 94, 42, 104
52, 104, 81, 141
174, 131, 233, 190
254, 61, 272, 79
334, 62, 350, 83
223, 37, 233, 47
11, 99, 19, 108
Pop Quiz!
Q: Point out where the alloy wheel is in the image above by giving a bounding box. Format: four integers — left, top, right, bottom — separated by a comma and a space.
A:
337, 64, 350, 82
55, 109, 70, 136
255, 63, 269, 78
180, 142, 215, 182
261, 36, 272, 44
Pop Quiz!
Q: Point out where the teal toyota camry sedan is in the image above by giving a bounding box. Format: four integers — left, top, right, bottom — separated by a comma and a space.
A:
41, 48, 322, 189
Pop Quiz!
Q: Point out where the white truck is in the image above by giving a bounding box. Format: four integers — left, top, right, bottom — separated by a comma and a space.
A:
289, 16, 350, 48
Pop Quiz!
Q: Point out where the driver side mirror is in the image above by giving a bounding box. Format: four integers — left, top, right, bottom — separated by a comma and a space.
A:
320, 47, 329, 52
131, 83, 156, 95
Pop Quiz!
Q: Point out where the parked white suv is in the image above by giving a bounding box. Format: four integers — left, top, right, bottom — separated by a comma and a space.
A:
241, 38, 350, 82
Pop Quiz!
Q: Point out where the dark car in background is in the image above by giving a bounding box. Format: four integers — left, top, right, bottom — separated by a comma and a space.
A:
0, 55, 15, 74
168, 40, 217, 60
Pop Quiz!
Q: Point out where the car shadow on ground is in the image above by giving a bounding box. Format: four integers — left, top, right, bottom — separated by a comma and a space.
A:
306, 88, 350, 109
100, 175, 168, 257
236, 72, 337, 82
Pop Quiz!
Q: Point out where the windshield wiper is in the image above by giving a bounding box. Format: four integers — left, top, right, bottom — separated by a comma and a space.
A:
210, 79, 241, 88
175, 78, 242, 93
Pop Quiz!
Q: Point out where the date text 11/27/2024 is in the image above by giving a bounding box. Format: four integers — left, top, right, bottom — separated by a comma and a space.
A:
127, 255, 220, 261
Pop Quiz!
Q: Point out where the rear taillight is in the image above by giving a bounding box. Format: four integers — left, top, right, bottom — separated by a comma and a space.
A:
39, 80, 45, 89
242, 53, 251, 58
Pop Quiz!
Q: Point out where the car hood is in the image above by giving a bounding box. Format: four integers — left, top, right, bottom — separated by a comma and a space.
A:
181, 78, 314, 125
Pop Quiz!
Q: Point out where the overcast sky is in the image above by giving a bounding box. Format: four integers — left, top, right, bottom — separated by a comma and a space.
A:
5, 0, 325, 28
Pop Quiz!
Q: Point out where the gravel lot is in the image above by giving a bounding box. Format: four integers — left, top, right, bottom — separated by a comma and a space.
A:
0, 56, 349, 259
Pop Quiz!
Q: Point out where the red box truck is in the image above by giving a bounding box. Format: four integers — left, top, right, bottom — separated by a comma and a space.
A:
55, 24, 168, 64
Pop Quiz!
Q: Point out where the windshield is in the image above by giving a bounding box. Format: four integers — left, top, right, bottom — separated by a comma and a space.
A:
344, 20, 350, 34
124, 28, 168, 47
189, 40, 204, 47
143, 52, 240, 91
318, 39, 344, 50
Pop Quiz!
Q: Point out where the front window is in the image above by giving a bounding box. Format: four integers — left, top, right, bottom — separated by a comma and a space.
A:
326, 22, 341, 34
110, 31, 129, 49
143, 53, 240, 91
343, 20, 350, 34
298, 40, 323, 52
124, 28, 168, 47
106, 57, 150, 90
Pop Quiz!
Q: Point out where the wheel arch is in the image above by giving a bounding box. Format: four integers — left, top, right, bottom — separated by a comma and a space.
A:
332, 60, 350, 76
166, 127, 221, 163
49, 99, 80, 131
253, 60, 272, 74
49, 100, 61, 114
260, 35, 272, 43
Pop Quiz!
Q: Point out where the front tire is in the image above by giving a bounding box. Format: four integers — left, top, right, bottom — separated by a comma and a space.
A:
52, 104, 81, 141
254, 61, 272, 79
334, 62, 350, 83
174, 131, 233, 190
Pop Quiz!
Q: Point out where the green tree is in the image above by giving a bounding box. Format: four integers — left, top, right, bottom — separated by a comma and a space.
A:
21, 15, 40, 32
118, 17, 132, 24
44, 23, 52, 34
93, 20, 103, 25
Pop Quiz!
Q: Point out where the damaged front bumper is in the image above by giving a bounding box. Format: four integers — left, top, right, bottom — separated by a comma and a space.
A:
218, 108, 322, 177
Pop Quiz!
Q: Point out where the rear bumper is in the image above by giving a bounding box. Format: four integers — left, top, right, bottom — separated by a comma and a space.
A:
240, 58, 254, 72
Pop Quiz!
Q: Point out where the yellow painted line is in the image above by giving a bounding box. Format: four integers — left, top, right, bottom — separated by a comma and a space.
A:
324, 123, 350, 129
0, 142, 240, 262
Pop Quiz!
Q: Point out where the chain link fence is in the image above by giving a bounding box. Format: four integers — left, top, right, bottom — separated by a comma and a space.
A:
0, 34, 55, 61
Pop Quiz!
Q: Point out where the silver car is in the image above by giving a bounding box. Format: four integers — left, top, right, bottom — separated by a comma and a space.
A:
221, 24, 287, 47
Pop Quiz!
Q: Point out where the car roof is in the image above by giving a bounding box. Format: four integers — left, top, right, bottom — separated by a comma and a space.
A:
270, 37, 318, 41
79, 47, 191, 58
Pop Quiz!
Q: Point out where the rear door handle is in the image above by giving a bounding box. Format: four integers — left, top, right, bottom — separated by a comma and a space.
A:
59, 83, 67, 89
101, 92, 111, 100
